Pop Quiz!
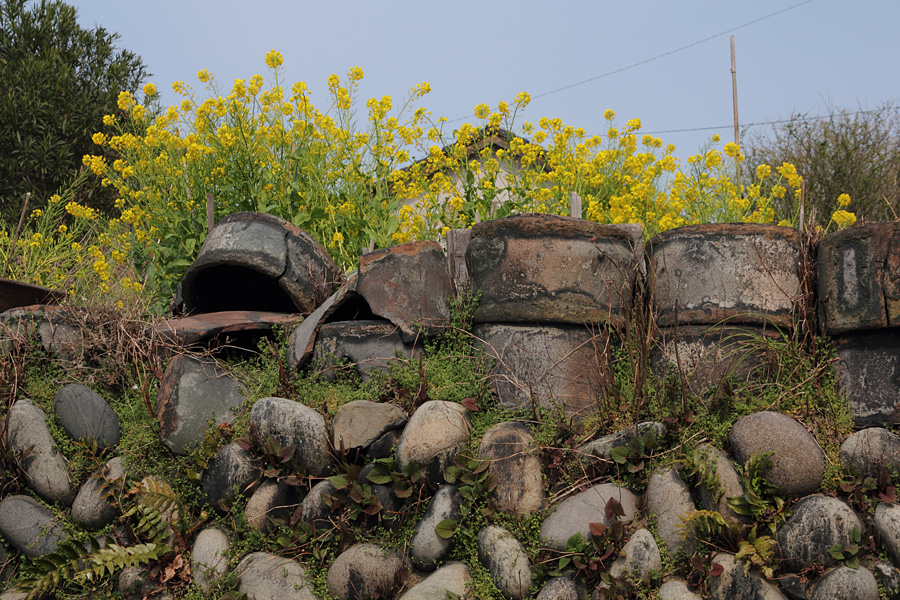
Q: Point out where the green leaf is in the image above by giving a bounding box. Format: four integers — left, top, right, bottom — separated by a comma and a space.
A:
434, 519, 457, 539
609, 446, 629, 465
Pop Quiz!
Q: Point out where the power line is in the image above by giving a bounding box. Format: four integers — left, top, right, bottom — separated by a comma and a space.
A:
447, 0, 816, 124
643, 108, 887, 136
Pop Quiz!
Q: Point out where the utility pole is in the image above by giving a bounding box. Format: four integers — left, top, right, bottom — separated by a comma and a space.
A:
731, 35, 739, 146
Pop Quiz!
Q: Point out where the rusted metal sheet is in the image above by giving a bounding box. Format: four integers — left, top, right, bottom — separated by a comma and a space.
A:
0, 278, 64, 312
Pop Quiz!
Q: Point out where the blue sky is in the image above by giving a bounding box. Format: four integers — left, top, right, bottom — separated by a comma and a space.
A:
71, 0, 899, 161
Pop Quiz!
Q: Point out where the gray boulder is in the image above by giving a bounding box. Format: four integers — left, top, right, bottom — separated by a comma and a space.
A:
659, 580, 702, 600
200, 441, 261, 511
840, 427, 900, 480
191, 527, 230, 592
810, 566, 879, 600
5, 398, 74, 505
694, 444, 747, 524
332, 400, 406, 453
156, 356, 246, 456
873, 562, 900, 600
0, 495, 66, 558
411, 484, 462, 570
72, 456, 125, 529
729, 411, 824, 497
541, 483, 638, 551
777, 495, 862, 572
580, 421, 666, 462
478, 421, 544, 515
645, 468, 697, 557
607, 528, 662, 583
708, 552, 787, 600
398, 561, 471, 600
245, 479, 303, 532
395, 400, 470, 484
536, 576, 588, 600
875, 502, 900, 567
477, 525, 532, 600
326, 543, 408, 600
249, 397, 333, 476
236, 552, 317, 600
54, 383, 120, 449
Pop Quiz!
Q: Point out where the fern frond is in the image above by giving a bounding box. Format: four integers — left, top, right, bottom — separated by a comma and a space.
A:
18, 537, 100, 600
75, 542, 170, 583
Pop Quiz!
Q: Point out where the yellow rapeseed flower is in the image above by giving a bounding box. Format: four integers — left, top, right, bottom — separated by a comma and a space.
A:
102, 114, 116, 126
265, 50, 284, 69
604, 109, 615, 121
92, 132, 106, 146
117, 91, 135, 111
474, 104, 490, 119
756, 164, 771, 180
831, 209, 857, 228
837, 193, 851, 207
143, 82, 157, 96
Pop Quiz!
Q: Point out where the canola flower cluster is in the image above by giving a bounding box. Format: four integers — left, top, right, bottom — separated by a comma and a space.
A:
63, 51, 856, 307
0, 170, 146, 307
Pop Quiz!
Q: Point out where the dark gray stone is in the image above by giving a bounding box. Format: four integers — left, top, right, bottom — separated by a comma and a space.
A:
777, 495, 861, 572
536, 576, 588, 600
236, 551, 317, 600
645, 468, 697, 557
874, 562, 900, 600
474, 323, 610, 419
817, 222, 900, 335
810, 566, 879, 600
541, 483, 638, 551
694, 444, 747, 524
0, 495, 66, 558
876, 502, 900, 567
398, 561, 471, 600
312, 320, 423, 382
607, 528, 662, 582
841, 427, 900, 480
249, 396, 333, 477
356, 240, 452, 341
467, 214, 637, 327
72, 456, 125, 529
478, 421, 544, 515
411, 484, 462, 570
326, 543, 408, 600
182, 211, 339, 314
580, 421, 666, 461
729, 411, 824, 497
200, 442, 261, 512
5, 398, 74, 505
332, 400, 406, 454
245, 479, 303, 532
300, 479, 339, 533
155, 355, 246, 456
395, 400, 470, 485
191, 527, 230, 592
708, 552, 787, 600
648, 223, 801, 328
477, 525, 532, 600
833, 330, 900, 427
54, 383, 120, 449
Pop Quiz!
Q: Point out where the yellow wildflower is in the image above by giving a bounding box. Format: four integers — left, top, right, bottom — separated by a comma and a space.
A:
117, 91, 135, 111
837, 193, 851, 207
102, 114, 115, 126
265, 50, 284, 69
831, 210, 857, 228
92, 132, 106, 146
143, 82, 157, 96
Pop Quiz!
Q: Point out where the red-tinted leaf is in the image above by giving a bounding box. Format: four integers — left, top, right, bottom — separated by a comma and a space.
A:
589, 522, 607, 538
605, 496, 624, 521
710, 563, 724, 577
880, 486, 897, 503
461, 398, 479, 411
